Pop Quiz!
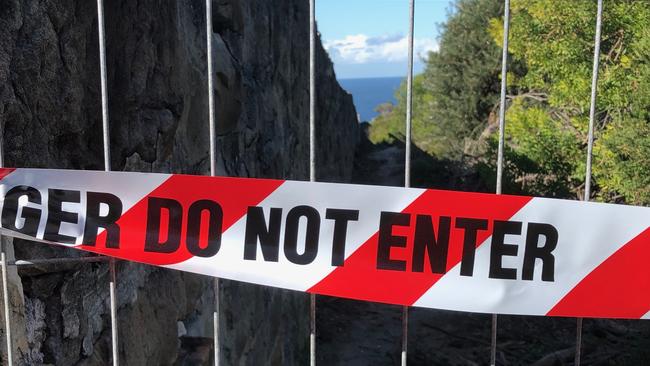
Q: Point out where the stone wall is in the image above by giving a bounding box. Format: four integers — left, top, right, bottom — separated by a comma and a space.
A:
0, 0, 358, 364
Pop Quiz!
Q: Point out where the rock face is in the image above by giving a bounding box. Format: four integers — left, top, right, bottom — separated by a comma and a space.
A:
0, 0, 357, 365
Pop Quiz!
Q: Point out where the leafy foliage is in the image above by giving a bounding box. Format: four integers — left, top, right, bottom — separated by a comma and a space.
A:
370, 0, 505, 159
369, 0, 650, 204
499, 0, 650, 203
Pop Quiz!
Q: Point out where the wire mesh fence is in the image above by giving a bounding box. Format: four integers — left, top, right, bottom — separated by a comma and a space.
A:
0, 0, 617, 365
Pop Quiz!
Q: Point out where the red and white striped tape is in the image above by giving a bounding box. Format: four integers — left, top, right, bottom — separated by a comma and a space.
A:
1, 168, 648, 319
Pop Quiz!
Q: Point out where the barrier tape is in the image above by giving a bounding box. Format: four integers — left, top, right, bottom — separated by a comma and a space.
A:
1, 168, 649, 319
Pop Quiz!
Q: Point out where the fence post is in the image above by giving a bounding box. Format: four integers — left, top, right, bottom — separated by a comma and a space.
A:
205, 1, 222, 365
308, 1, 318, 365
0, 247, 10, 366
492, 0, 511, 365
96, 0, 120, 365
0, 129, 12, 366
576, 1, 603, 365
401, 0, 416, 365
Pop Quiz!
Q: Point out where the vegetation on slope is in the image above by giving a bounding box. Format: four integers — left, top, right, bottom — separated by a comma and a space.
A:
369, 0, 650, 204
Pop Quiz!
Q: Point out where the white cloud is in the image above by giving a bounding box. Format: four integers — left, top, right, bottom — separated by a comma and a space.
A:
324, 34, 438, 64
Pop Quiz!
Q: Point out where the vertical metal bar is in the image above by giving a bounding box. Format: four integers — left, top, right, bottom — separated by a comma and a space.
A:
575, 318, 583, 366
490, 314, 498, 366
213, 279, 220, 366
309, 0, 316, 183
97, 0, 111, 171
309, 1, 317, 365
207, 0, 218, 178
96, 1, 119, 365
0, 245, 11, 366
109, 259, 119, 366
402, 1, 415, 365
309, 294, 316, 366
205, 1, 221, 365
584, 0, 603, 208
404, 0, 414, 190
495, 0, 510, 197
492, 0, 510, 365
0, 128, 11, 364
400, 306, 409, 366
576, 1, 603, 365
0, 125, 12, 365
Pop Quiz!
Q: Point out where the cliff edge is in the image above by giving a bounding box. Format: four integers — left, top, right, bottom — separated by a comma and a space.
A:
0, 0, 357, 365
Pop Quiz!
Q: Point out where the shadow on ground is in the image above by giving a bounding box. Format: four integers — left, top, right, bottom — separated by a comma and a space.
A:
317, 124, 650, 366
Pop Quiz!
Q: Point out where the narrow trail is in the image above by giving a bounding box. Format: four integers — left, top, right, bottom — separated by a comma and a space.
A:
353, 143, 406, 187
316, 133, 650, 365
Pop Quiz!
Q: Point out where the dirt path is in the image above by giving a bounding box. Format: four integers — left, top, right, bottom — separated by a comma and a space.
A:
317, 138, 650, 365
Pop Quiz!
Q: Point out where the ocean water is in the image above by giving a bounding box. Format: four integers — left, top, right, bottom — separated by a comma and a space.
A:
339, 77, 403, 122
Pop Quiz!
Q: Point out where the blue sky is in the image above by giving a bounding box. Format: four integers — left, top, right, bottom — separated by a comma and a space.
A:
317, 0, 454, 79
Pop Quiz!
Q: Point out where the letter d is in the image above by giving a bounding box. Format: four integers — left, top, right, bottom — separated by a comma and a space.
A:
145, 197, 182, 253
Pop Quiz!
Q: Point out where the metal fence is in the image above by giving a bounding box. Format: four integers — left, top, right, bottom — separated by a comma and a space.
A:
0, 0, 607, 365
